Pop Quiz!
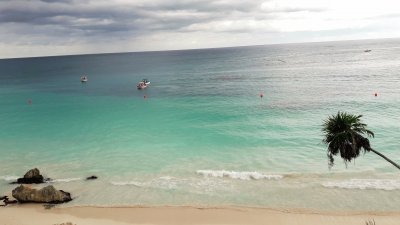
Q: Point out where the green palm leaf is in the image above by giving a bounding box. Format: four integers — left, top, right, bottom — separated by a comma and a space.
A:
322, 112, 399, 170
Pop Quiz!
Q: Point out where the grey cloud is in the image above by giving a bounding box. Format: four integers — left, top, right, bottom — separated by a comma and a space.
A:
0, 0, 345, 44
262, 7, 326, 13
2, 0, 394, 59
40, 0, 74, 3
0, 0, 268, 33
137, 0, 261, 13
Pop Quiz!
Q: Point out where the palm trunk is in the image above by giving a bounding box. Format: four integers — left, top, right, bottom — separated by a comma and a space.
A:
370, 148, 400, 170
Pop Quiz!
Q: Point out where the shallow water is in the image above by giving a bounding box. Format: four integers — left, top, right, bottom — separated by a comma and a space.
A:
1, 38, 400, 211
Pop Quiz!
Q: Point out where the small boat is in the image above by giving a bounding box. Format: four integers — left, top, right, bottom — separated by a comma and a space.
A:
364, 49, 372, 52
137, 82, 147, 89
80, 76, 88, 82
137, 79, 150, 89
142, 79, 150, 85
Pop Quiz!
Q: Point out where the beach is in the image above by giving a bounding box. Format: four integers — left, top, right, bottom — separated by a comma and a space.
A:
1, 39, 400, 223
1, 0, 400, 223
1, 205, 400, 225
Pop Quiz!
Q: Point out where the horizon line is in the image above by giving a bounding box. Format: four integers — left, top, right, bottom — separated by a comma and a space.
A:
1, 36, 399, 61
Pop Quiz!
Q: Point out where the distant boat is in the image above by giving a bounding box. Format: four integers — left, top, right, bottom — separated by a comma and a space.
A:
364, 49, 372, 52
141, 79, 150, 85
80, 76, 88, 82
137, 79, 150, 89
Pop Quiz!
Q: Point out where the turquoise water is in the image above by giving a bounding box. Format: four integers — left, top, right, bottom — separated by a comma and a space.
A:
1, 39, 400, 211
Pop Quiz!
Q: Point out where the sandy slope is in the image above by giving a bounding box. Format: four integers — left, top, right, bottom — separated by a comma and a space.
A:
0, 205, 399, 225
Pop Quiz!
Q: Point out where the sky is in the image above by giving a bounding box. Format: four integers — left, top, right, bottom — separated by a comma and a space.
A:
0, 0, 400, 58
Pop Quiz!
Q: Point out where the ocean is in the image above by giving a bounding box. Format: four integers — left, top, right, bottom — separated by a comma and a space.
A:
0, 38, 399, 211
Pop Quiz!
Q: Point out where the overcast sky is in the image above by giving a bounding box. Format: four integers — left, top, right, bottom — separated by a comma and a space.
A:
0, 0, 399, 58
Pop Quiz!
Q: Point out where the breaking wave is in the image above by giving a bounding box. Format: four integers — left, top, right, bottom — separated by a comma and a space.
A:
322, 179, 400, 191
111, 181, 144, 187
0, 175, 19, 181
196, 170, 283, 180
48, 178, 82, 183
111, 176, 178, 189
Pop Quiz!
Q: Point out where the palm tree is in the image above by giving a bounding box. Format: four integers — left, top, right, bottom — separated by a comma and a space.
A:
322, 112, 400, 170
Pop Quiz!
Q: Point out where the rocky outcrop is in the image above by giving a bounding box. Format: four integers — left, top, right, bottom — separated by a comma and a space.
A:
14, 168, 45, 184
0, 196, 17, 206
12, 185, 72, 203
0, 196, 8, 206
86, 175, 98, 180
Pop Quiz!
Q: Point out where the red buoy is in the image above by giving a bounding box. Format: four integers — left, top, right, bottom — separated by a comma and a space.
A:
374, 92, 378, 97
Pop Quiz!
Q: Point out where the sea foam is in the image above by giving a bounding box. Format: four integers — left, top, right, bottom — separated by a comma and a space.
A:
322, 179, 400, 191
111, 176, 178, 189
111, 181, 144, 187
49, 178, 82, 183
196, 170, 283, 180
0, 175, 19, 181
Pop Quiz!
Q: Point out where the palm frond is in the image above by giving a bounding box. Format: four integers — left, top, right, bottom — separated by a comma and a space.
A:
322, 112, 374, 168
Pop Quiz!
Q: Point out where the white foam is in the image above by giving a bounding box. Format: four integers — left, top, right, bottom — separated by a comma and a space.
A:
111, 181, 144, 187
49, 178, 82, 183
196, 170, 283, 180
0, 175, 19, 181
322, 179, 400, 191
111, 177, 178, 189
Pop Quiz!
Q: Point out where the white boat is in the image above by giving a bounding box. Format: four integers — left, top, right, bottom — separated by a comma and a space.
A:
137, 79, 150, 89
142, 79, 150, 85
137, 82, 147, 89
80, 76, 88, 82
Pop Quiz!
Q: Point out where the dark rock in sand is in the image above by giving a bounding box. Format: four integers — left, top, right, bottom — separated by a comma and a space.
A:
14, 168, 45, 184
86, 176, 98, 180
4, 199, 17, 205
12, 185, 72, 203
1, 196, 17, 206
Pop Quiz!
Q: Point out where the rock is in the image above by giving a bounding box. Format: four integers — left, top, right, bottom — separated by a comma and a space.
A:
1, 196, 17, 206
12, 185, 72, 203
86, 176, 97, 180
24, 168, 41, 178
4, 199, 17, 205
15, 168, 45, 184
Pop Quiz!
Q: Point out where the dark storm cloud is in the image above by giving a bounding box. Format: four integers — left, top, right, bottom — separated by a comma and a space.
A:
0, 0, 315, 35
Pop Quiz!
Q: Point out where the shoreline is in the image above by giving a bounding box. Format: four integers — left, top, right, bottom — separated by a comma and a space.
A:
1, 205, 399, 225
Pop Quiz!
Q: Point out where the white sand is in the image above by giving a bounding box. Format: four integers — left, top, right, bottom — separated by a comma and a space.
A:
1, 205, 399, 225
